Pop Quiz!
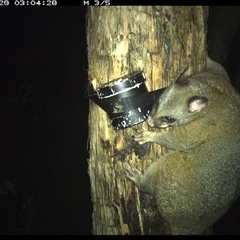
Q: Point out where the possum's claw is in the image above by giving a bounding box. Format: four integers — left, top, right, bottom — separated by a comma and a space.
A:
134, 129, 152, 144
125, 162, 143, 184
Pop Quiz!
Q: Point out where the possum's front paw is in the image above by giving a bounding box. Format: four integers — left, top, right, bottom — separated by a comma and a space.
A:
134, 129, 153, 144
125, 162, 143, 185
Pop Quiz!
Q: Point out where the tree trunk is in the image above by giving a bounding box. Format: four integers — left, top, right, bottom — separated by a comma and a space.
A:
87, 6, 208, 235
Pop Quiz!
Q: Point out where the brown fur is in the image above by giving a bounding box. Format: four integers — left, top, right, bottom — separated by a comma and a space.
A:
126, 58, 240, 234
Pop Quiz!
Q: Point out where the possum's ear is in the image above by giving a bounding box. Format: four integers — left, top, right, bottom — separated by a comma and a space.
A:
175, 66, 189, 85
188, 96, 208, 113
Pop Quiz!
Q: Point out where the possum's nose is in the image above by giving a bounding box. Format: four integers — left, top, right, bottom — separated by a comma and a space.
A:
147, 116, 155, 127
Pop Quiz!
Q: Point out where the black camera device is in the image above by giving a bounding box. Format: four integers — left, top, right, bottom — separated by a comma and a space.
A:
88, 71, 165, 130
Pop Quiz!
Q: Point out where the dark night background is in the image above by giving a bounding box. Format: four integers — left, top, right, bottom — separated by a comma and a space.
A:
1, 6, 240, 235
0, 6, 91, 234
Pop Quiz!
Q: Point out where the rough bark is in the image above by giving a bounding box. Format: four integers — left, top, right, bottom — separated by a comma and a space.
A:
87, 6, 208, 235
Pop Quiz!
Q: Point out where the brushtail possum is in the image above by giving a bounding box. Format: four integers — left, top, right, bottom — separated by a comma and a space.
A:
125, 58, 240, 235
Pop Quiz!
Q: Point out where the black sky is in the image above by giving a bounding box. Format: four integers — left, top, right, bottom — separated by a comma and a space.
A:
0, 6, 92, 234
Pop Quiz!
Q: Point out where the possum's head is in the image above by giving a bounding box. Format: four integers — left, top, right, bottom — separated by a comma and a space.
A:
147, 72, 208, 128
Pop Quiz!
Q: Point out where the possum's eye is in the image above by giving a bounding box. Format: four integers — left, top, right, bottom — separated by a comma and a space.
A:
161, 116, 176, 124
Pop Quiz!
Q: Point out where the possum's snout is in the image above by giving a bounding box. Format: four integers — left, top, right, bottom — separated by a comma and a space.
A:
147, 116, 155, 127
